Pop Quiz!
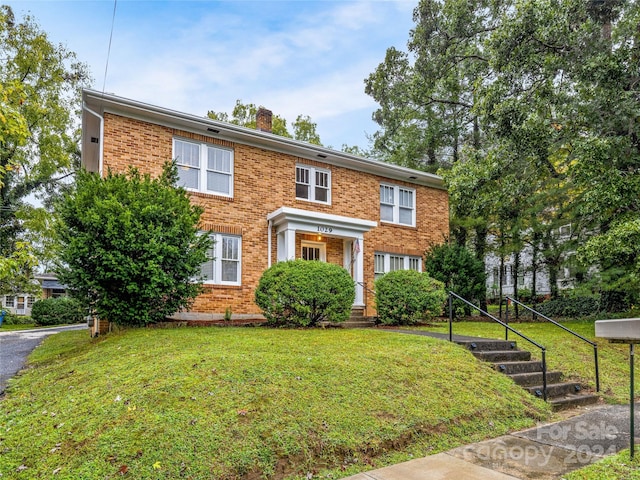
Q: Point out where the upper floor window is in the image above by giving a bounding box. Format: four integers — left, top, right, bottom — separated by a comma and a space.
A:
200, 233, 242, 286
380, 184, 415, 226
174, 138, 233, 197
374, 252, 422, 281
296, 165, 330, 204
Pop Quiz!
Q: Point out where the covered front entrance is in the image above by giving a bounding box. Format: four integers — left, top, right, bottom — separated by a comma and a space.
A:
267, 207, 377, 306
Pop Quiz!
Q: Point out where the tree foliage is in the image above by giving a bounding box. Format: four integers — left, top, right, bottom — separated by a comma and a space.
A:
0, 5, 90, 287
368, 0, 640, 299
55, 162, 211, 327
254, 260, 355, 327
207, 100, 323, 145
424, 241, 485, 314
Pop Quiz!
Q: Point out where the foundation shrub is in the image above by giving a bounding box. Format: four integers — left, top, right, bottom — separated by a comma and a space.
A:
31, 297, 85, 326
254, 260, 355, 327
375, 270, 446, 325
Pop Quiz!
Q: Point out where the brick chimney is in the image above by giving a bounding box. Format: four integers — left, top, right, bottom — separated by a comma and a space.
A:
256, 107, 272, 133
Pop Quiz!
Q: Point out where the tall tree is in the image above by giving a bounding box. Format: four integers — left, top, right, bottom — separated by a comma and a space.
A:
368, 0, 640, 300
0, 6, 90, 264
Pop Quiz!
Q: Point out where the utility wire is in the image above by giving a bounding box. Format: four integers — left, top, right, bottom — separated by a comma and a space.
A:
102, 0, 118, 94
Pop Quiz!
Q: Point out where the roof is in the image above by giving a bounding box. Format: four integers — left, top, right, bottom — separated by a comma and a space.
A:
81, 89, 446, 190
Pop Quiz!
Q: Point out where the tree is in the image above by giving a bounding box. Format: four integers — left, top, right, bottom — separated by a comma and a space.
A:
54, 162, 211, 327
0, 240, 39, 296
208, 100, 322, 144
369, 0, 640, 300
0, 5, 89, 274
424, 241, 485, 315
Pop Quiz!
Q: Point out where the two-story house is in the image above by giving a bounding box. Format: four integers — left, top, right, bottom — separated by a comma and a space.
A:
81, 89, 449, 323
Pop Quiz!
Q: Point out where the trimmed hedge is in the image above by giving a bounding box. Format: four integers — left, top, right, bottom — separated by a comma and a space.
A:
375, 270, 446, 325
535, 296, 599, 318
31, 297, 86, 326
254, 260, 355, 327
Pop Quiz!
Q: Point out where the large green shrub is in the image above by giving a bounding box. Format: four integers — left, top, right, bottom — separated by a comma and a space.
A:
424, 242, 486, 315
55, 163, 211, 327
31, 297, 85, 326
375, 270, 446, 325
255, 260, 355, 327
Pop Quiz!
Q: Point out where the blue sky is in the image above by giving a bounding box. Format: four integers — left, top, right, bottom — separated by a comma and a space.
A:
6, 0, 418, 151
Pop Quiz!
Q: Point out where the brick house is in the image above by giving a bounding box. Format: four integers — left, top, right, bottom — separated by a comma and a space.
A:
81, 89, 449, 322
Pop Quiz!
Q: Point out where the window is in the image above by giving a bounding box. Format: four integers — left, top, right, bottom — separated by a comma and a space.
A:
174, 138, 233, 197
27, 296, 36, 308
296, 165, 330, 203
4, 296, 14, 308
380, 184, 415, 226
374, 252, 422, 280
200, 233, 242, 285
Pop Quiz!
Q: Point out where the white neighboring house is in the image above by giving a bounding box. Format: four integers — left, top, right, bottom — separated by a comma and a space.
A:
485, 224, 578, 300
1, 274, 67, 316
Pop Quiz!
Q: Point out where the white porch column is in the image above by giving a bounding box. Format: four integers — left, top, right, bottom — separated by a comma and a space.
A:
277, 229, 296, 261
353, 236, 365, 306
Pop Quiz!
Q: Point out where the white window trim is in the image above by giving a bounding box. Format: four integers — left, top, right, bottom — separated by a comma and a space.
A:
374, 252, 422, 278
201, 233, 242, 286
173, 138, 234, 198
296, 164, 331, 204
380, 183, 416, 227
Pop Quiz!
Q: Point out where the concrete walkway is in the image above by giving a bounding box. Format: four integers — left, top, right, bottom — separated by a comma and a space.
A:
342, 403, 639, 479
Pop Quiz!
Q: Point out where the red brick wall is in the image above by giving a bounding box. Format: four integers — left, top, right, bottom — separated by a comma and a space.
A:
101, 113, 449, 317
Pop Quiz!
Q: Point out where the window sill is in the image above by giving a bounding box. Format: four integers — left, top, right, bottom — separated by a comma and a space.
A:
202, 284, 242, 290
187, 191, 234, 202
380, 220, 417, 229
295, 197, 331, 206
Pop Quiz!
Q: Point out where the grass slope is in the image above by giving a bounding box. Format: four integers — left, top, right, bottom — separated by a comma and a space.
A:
0, 327, 549, 479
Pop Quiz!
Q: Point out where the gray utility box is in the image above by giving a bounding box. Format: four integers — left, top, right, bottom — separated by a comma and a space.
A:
595, 318, 640, 343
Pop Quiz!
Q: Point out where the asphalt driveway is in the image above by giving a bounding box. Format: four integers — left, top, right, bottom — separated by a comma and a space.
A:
0, 324, 87, 394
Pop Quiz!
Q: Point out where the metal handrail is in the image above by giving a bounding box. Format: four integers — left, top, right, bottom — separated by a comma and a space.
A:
505, 296, 600, 393
449, 291, 548, 401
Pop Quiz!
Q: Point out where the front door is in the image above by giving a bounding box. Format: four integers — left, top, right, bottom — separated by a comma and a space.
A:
301, 241, 326, 261
16, 296, 25, 315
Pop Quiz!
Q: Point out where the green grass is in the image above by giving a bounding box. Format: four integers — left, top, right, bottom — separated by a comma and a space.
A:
420, 320, 637, 403
565, 451, 640, 479
0, 327, 550, 479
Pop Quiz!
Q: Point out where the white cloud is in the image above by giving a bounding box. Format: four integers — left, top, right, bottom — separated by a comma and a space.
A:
5, 0, 418, 149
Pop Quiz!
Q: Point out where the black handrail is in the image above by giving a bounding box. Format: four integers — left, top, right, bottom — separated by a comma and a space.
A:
505, 296, 600, 393
449, 291, 548, 401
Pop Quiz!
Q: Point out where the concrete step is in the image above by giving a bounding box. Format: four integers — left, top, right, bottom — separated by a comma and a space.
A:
549, 393, 600, 411
494, 361, 544, 374
508, 371, 563, 387
457, 339, 518, 352
472, 350, 531, 362
525, 382, 585, 399
350, 307, 365, 318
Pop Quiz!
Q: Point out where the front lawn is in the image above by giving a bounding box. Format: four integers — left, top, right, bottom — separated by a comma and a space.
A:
0, 327, 549, 479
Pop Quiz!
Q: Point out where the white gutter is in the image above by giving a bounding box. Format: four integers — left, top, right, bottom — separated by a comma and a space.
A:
267, 220, 272, 268
82, 102, 104, 176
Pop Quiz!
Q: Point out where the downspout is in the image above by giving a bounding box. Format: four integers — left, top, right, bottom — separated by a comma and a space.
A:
82, 102, 104, 176
267, 220, 272, 267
